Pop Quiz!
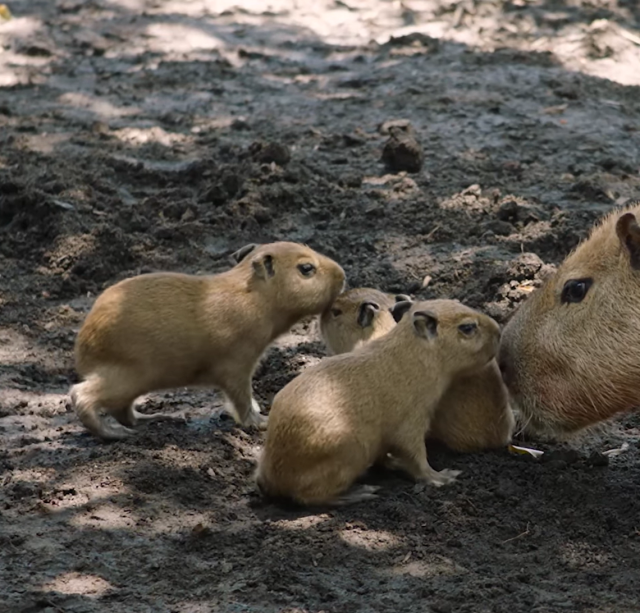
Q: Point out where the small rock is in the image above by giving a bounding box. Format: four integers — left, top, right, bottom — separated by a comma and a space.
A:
230, 117, 250, 131
586, 451, 609, 467
497, 199, 520, 222
254, 208, 272, 224
248, 141, 291, 166
483, 220, 514, 236
381, 124, 424, 173
378, 118, 413, 135
507, 253, 544, 280
540, 448, 580, 465
339, 173, 363, 188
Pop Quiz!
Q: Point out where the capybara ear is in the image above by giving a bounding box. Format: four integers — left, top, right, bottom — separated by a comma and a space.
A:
394, 294, 412, 303
232, 243, 258, 263
616, 212, 640, 270
357, 301, 379, 328
391, 300, 413, 323
252, 254, 275, 279
412, 311, 438, 339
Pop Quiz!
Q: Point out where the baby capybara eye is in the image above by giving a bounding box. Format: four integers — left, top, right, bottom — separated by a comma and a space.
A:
560, 278, 593, 304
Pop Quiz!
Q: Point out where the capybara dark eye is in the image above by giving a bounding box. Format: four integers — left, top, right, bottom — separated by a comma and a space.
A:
561, 278, 593, 304
331, 308, 342, 317
298, 263, 316, 277
458, 322, 477, 336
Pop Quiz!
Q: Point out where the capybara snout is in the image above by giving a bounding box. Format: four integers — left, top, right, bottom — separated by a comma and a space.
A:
499, 204, 640, 438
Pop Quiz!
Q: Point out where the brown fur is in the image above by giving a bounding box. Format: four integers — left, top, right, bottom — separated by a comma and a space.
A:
499, 202, 640, 438
70, 241, 346, 441
320, 288, 514, 452
256, 299, 501, 506
319, 288, 399, 355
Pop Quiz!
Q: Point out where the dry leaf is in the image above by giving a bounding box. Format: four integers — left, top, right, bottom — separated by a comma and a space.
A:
508, 444, 544, 459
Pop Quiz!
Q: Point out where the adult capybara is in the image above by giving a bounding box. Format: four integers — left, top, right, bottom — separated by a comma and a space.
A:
256, 299, 501, 506
320, 288, 514, 452
70, 242, 346, 441
499, 203, 640, 438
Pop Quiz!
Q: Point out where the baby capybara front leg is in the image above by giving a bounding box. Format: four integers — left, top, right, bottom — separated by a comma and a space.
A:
389, 426, 461, 487
223, 382, 268, 429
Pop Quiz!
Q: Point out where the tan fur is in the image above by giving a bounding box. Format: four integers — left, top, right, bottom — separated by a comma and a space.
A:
70, 241, 345, 442
256, 300, 501, 506
319, 288, 397, 355
499, 202, 640, 438
320, 288, 514, 452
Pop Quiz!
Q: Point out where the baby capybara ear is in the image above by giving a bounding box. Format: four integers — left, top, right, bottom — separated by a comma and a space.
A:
412, 311, 438, 339
391, 300, 413, 323
231, 243, 258, 264
251, 254, 275, 280
616, 212, 640, 269
357, 302, 379, 328
394, 294, 412, 303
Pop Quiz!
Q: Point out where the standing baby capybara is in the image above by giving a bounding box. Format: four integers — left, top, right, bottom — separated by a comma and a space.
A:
499, 202, 640, 438
70, 241, 345, 441
320, 288, 514, 452
256, 299, 502, 506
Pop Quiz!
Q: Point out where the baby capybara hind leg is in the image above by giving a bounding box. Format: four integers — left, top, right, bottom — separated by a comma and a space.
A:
70, 376, 135, 441
288, 458, 367, 507
97, 368, 184, 430
112, 404, 185, 429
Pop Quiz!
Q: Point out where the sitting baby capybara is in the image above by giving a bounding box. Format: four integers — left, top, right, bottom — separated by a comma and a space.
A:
320, 288, 514, 452
256, 299, 502, 506
70, 241, 345, 441
499, 202, 640, 438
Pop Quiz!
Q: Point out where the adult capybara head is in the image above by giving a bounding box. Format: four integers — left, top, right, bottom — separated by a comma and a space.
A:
499, 204, 640, 438
232, 241, 346, 318
392, 299, 501, 374
319, 288, 410, 355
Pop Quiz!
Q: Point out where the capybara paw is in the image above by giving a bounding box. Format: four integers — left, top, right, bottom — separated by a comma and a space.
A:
430, 468, 462, 487
99, 423, 136, 442
336, 484, 381, 505
382, 453, 402, 472
244, 409, 269, 430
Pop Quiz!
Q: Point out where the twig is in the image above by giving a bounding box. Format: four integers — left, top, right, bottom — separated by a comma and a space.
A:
425, 224, 441, 241
461, 496, 478, 512
38, 599, 66, 613
616, 25, 640, 47
501, 522, 530, 544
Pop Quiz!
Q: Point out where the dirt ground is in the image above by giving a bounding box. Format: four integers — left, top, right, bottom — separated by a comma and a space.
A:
1, 1, 640, 611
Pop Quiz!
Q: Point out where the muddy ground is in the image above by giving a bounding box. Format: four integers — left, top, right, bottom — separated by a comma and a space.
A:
1, 1, 640, 612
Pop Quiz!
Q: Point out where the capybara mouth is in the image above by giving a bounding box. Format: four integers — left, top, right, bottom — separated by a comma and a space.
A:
510, 391, 590, 441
